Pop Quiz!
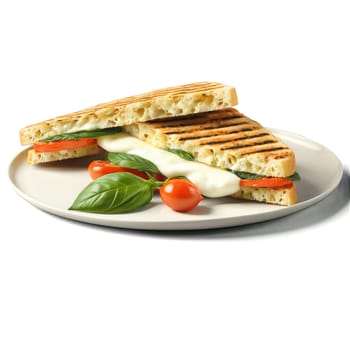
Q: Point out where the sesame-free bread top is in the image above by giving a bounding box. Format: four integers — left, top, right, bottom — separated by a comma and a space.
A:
124, 108, 296, 178
20, 82, 238, 145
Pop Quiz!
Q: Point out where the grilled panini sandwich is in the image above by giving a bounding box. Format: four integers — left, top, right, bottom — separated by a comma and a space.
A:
123, 108, 297, 205
18, 82, 298, 206
19, 82, 237, 164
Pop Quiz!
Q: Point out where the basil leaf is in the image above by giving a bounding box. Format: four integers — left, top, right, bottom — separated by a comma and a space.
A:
107, 152, 160, 173
39, 127, 122, 142
232, 170, 301, 181
69, 172, 155, 214
287, 172, 301, 181
168, 148, 195, 161
232, 171, 264, 179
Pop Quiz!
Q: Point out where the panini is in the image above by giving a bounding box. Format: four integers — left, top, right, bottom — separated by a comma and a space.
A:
124, 107, 297, 205
20, 82, 238, 146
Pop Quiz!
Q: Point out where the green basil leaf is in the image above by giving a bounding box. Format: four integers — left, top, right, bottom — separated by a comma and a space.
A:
232, 170, 301, 181
107, 152, 160, 173
168, 148, 195, 161
286, 172, 301, 181
39, 127, 122, 142
232, 171, 264, 179
69, 172, 155, 214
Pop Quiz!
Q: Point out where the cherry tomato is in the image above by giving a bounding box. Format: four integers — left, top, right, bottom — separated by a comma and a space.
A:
160, 178, 203, 212
88, 160, 167, 181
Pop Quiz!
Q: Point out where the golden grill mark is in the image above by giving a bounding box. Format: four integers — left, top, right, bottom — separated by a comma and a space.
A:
197, 133, 271, 146
174, 123, 252, 138
240, 147, 288, 156
147, 107, 242, 123
218, 140, 276, 149
156, 118, 244, 131
148, 114, 243, 127
177, 126, 262, 141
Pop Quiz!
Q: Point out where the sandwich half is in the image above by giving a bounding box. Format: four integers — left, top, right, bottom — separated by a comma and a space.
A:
20, 82, 237, 164
122, 108, 298, 205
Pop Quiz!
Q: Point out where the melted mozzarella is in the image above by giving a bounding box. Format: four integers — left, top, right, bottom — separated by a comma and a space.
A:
98, 133, 240, 198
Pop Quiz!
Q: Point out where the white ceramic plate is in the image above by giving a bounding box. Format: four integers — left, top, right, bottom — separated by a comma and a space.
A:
8, 129, 343, 230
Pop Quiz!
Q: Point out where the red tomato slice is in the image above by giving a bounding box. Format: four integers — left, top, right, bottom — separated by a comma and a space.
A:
88, 160, 167, 181
240, 177, 293, 188
160, 178, 203, 212
33, 138, 97, 152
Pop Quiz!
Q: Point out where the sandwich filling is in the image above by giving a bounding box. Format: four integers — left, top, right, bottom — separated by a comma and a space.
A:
32, 127, 122, 153
98, 133, 241, 198
31, 128, 298, 198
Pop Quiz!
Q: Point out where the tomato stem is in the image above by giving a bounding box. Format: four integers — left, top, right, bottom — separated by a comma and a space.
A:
146, 172, 167, 188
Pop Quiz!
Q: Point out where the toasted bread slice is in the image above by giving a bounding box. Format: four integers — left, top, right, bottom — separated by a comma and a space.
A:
20, 82, 237, 146
27, 144, 102, 164
233, 183, 297, 206
124, 107, 296, 178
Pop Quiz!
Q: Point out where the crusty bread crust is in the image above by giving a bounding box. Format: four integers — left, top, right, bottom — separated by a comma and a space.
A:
233, 183, 297, 206
20, 82, 238, 145
124, 108, 296, 177
27, 144, 102, 164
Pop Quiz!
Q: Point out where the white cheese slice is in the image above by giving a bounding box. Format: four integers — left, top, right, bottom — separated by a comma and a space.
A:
98, 133, 240, 198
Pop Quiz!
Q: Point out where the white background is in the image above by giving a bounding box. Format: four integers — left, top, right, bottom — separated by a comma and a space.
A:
1, 1, 349, 349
